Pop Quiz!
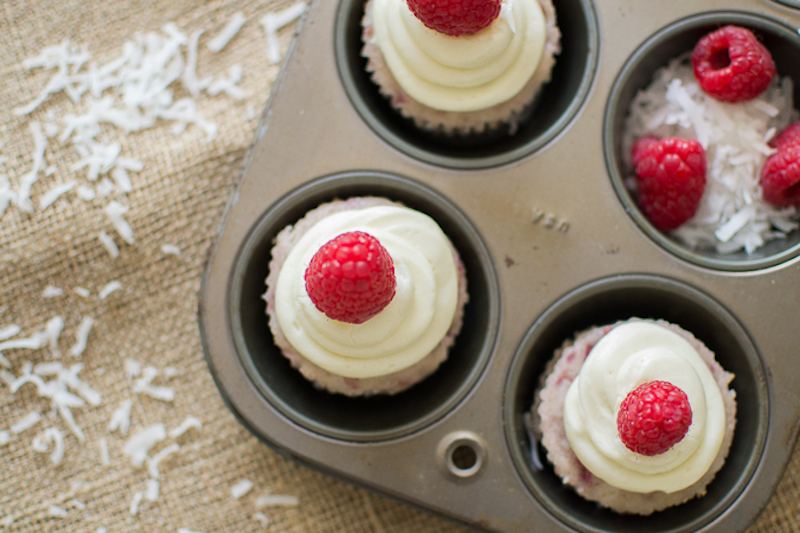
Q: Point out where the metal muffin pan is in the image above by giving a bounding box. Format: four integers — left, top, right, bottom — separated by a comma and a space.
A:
198, 1, 800, 532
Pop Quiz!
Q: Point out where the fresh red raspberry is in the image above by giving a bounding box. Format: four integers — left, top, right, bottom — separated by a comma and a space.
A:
304, 231, 396, 324
761, 121, 800, 207
691, 25, 776, 103
631, 136, 707, 231
406, 0, 501, 37
617, 380, 693, 456
769, 120, 800, 149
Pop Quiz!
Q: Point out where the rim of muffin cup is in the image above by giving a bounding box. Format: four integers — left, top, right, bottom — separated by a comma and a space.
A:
503, 274, 768, 533
227, 171, 500, 442
333, 0, 599, 170
604, 12, 800, 272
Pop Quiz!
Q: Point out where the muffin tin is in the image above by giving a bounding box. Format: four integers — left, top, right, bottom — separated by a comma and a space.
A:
198, 1, 800, 532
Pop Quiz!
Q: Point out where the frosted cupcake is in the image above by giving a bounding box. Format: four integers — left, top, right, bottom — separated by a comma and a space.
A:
263, 197, 469, 396
361, 0, 561, 133
531, 319, 737, 515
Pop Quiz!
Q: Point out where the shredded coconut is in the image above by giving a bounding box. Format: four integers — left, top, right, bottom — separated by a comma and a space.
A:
207, 12, 246, 53
98, 232, 120, 258
11, 411, 42, 434
125, 358, 142, 379
253, 512, 269, 527
182, 30, 212, 97
231, 479, 254, 499
133, 366, 174, 402
260, 1, 307, 64
123, 423, 166, 467
255, 494, 299, 508
76, 185, 96, 200
145, 478, 160, 501
48, 505, 68, 517
74, 287, 91, 298
0, 431, 10, 445
15, 122, 47, 212
31, 427, 65, 465
42, 286, 64, 298
104, 201, 134, 244
44, 316, 65, 357
207, 65, 244, 100
39, 181, 76, 210
160, 244, 181, 255
129, 491, 144, 516
169, 416, 202, 438
98, 281, 122, 299
98, 436, 110, 466
69, 317, 94, 357
146, 442, 179, 478
108, 399, 133, 435
0, 326, 20, 342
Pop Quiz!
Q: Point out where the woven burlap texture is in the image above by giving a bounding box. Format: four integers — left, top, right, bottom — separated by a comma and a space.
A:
0, 0, 798, 532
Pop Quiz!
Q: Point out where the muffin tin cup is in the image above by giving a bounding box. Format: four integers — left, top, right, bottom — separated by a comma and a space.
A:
228, 171, 500, 442
334, 0, 599, 170
504, 274, 768, 533
604, 11, 800, 272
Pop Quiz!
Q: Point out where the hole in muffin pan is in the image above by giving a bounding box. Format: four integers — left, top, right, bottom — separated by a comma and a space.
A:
604, 12, 800, 272
334, 0, 598, 170
503, 274, 768, 533
437, 431, 487, 480
229, 171, 500, 442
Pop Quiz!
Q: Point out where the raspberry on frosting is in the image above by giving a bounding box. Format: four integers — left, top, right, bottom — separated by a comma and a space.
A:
691, 25, 776, 103
617, 380, 693, 456
631, 136, 707, 232
405, 0, 502, 37
304, 231, 396, 324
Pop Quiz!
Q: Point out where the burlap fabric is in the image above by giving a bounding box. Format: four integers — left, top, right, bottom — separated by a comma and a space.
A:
0, 1, 798, 532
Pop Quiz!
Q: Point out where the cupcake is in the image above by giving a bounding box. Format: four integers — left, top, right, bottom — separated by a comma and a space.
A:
361, 0, 561, 133
530, 319, 737, 515
623, 25, 799, 254
262, 197, 469, 396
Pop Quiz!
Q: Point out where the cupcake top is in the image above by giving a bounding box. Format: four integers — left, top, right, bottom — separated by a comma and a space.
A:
274, 204, 459, 378
562, 321, 727, 494
368, 0, 547, 112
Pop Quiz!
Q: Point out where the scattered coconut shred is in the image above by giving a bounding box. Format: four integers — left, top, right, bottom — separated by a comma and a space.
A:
623, 54, 800, 254
0, 4, 310, 530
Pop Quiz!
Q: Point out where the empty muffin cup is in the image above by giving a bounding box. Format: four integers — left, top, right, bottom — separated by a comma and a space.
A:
604, 12, 800, 271
228, 171, 499, 442
503, 274, 768, 533
334, 0, 598, 170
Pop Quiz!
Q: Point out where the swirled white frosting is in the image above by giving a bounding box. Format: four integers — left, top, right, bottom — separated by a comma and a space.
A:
562, 321, 726, 494
274, 205, 459, 379
369, 0, 546, 112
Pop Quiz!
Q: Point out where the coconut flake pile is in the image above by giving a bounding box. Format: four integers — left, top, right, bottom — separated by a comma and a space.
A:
0, 5, 309, 530
622, 54, 800, 254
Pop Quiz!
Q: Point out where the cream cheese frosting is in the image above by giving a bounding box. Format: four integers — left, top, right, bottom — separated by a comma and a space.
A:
562, 321, 726, 494
274, 205, 459, 379
369, 0, 547, 112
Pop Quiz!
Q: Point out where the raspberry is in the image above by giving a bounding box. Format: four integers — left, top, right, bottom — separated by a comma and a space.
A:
761, 121, 800, 207
691, 25, 776, 103
304, 231, 396, 324
406, 0, 501, 37
769, 121, 800, 149
631, 136, 707, 231
617, 380, 693, 456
